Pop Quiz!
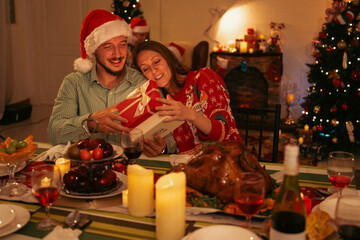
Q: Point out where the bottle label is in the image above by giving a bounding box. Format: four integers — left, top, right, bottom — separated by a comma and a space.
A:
270, 227, 306, 240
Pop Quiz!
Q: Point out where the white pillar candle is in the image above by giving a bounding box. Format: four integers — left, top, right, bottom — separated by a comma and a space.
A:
55, 158, 71, 180
127, 164, 154, 217
156, 172, 186, 240
122, 189, 128, 207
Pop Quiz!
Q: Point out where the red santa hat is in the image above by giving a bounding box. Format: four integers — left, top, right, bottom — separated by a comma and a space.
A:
74, 9, 132, 73
130, 17, 149, 33
167, 42, 185, 63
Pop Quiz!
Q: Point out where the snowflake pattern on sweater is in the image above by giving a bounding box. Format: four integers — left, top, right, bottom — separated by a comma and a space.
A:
171, 68, 242, 154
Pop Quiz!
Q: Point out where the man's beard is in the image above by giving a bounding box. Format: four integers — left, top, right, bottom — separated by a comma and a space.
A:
95, 55, 126, 77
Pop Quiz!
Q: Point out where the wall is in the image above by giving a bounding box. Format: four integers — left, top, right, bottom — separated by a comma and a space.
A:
7, 0, 333, 120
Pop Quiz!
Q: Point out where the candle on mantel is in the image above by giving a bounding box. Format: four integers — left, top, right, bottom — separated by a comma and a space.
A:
127, 164, 154, 217
286, 93, 295, 105
240, 41, 248, 53
304, 124, 309, 131
122, 189, 128, 207
156, 172, 186, 240
55, 158, 71, 180
298, 137, 304, 144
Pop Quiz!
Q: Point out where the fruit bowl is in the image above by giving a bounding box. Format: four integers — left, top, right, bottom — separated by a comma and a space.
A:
0, 135, 38, 164
63, 145, 124, 164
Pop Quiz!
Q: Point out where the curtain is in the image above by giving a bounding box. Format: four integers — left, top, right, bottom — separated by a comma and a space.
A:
0, 0, 13, 119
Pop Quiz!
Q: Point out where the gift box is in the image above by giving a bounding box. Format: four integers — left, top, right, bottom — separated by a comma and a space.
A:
116, 80, 162, 128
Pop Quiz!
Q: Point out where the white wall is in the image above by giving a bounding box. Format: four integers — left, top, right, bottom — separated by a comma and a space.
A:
8, 0, 333, 119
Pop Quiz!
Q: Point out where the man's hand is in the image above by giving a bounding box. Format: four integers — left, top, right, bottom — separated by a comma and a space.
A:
88, 106, 130, 134
143, 135, 166, 157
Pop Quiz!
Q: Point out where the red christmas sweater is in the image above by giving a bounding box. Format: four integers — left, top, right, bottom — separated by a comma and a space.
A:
171, 68, 242, 154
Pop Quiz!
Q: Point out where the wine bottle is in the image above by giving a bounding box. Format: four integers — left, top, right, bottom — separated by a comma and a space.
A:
269, 144, 306, 240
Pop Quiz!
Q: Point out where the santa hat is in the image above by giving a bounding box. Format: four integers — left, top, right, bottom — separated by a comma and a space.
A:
74, 9, 132, 73
167, 42, 185, 63
130, 17, 149, 33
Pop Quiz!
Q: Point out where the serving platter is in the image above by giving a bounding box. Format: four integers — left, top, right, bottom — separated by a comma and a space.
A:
60, 171, 127, 200
63, 145, 124, 163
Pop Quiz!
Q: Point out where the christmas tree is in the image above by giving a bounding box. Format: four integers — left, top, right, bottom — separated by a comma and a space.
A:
112, 0, 144, 23
299, 0, 360, 151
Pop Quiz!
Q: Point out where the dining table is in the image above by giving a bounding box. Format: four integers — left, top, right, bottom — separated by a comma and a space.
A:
0, 142, 358, 240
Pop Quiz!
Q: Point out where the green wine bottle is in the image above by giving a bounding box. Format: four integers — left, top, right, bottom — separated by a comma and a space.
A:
269, 144, 306, 240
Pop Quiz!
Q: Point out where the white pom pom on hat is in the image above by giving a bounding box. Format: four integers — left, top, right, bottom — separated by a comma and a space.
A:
74, 9, 132, 73
167, 42, 185, 63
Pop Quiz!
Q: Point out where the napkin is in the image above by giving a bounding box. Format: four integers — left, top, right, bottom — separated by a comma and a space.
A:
35, 142, 71, 162
43, 226, 82, 240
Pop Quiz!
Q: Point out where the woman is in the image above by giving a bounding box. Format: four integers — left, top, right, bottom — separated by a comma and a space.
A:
134, 41, 242, 155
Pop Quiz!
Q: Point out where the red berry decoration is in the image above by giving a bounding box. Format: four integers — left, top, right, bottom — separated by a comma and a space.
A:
317, 125, 323, 132
351, 69, 360, 82
330, 105, 338, 113
342, 103, 348, 111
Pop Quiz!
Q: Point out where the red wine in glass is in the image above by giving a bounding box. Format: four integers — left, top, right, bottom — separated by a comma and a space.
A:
34, 187, 60, 207
329, 175, 352, 189
124, 147, 143, 160
235, 192, 263, 217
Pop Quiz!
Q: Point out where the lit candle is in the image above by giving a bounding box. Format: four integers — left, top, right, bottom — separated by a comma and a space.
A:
304, 124, 309, 131
122, 189, 128, 207
298, 137, 304, 144
127, 164, 154, 217
240, 41, 248, 53
41, 177, 51, 188
156, 172, 186, 240
248, 48, 254, 54
55, 158, 71, 180
286, 93, 295, 104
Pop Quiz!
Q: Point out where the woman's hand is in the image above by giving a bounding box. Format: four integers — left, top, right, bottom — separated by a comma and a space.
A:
155, 95, 196, 122
143, 135, 166, 157
88, 105, 130, 134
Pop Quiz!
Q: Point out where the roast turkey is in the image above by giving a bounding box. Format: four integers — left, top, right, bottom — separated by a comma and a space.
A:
171, 141, 273, 203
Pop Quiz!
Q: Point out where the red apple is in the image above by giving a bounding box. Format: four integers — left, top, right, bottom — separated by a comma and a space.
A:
92, 146, 104, 160
63, 170, 78, 186
99, 176, 112, 188
80, 149, 92, 161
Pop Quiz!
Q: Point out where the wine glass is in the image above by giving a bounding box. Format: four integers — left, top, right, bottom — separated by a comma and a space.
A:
335, 193, 360, 240
121, 128, 144, 164
32, 163, 62, 231
327, 151, 354, 195
234, 172, 265, 226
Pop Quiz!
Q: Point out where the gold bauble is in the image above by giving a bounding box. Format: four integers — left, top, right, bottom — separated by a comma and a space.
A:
123, 0, 130, 7
331, 119, 339, 126
313, 105, 320, 114
337, 40, 347, 50
332, 137, 338, 144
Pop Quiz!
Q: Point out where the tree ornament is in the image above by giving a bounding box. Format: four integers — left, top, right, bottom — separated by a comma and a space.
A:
331, 119, 339, 126
313, 105, 321, 114
332, 137, 338, 144
330, 105, 338, 112
326, 47, 332, 52
123, 0, 130, 7
351, 69, 360, 82
314, 52, 321, 59
335, 10, 355, 25
357, 91, 360, 97
312, 126, 317, 132
343, 51, 348, 69
333, 78, 344, 88
337, 39, 347, 50
319, 32, 327, 39
317, 124, 323, 132
342, 103, 348, 111
325, 1, 347, 23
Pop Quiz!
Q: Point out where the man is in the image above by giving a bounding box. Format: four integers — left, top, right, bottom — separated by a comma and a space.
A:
48, 10, 176, 156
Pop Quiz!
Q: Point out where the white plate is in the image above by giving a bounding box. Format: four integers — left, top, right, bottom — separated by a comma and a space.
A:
0, 205, 16, 228
60, 171, 127, 199
0, 161, 27, 177
0, 204, 30, 237
182, 225, 261, 240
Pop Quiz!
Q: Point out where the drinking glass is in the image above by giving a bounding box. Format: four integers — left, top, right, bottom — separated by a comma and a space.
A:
234, 172, 265, 226
32, 163, 62, 231
327, 151, 354, 195
335, 194, 360, 240
0, 159, 28, 197
121, 128, 144, 163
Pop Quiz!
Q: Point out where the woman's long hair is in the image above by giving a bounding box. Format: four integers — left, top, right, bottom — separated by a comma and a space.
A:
133, 41, 188, 93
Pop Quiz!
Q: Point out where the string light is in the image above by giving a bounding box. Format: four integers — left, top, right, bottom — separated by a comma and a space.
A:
331, 37, 335, 40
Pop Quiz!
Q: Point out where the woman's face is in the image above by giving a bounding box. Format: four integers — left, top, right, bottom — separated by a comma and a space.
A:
136, 50, 172, 88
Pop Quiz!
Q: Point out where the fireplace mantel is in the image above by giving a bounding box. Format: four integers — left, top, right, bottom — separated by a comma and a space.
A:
210, 52, 283, 107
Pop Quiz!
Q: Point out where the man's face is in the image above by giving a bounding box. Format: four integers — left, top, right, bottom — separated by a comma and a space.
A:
95, 36, 128, 76
132, 32, 148, 44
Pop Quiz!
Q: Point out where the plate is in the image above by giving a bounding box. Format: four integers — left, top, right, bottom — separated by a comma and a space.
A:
182, 225, 261, 240
63, 145, 123, 163
0, 204, 30, 237
0, 161, 27, 177
0, 205, 16, 228
60, 171, 127, 199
